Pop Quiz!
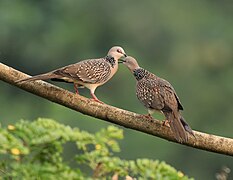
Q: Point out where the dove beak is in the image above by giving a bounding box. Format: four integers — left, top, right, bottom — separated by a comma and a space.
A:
118, 59, 126, 64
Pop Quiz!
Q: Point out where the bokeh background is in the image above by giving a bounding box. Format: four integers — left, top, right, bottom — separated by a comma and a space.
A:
1, 0, 233, 179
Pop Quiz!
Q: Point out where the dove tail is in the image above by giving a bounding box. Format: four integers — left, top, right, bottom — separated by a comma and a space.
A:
166, 111, 188, 143
15, 72, 60, 83
180, 116, 195, 137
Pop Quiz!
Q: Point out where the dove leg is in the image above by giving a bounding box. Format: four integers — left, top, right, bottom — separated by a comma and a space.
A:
74, 83, 79, 94
138, 108, 154, 119
145, 108, 155, 119
139, 114, 153, 120
89, 87, 104, 104
90, 92, 103, 104
144, 114, 153, 119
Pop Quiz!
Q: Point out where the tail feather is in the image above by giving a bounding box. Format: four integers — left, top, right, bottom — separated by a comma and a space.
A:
180, 116, 195, 137
16, 72, 60, 83
166, 112, 188, 143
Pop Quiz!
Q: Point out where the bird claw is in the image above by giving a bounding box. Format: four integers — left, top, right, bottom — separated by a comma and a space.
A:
91, 98, 104, 104
162, 120, 170, 127
139, 114, 154, 120
90, 92, 104, 104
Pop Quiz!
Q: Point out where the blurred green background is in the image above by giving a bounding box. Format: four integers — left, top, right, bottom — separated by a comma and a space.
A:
1, 0, 233, 179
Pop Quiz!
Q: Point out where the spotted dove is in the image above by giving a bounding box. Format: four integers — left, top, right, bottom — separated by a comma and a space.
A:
122, 56, 194, 142
16, 46, 127, 103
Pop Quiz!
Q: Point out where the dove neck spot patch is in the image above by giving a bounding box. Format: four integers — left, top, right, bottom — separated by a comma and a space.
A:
106, 55, 116, 68
133, 68, 147, 80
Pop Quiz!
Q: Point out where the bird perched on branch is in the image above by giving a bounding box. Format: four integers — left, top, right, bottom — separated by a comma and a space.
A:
16, 46, 127, 103
122, 56, 194, 142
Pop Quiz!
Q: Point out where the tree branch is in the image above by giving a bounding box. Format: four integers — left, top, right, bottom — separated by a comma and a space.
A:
0, 62, 233, 156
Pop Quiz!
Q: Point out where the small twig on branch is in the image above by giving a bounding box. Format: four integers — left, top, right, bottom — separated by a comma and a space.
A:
0, 62, 233, 156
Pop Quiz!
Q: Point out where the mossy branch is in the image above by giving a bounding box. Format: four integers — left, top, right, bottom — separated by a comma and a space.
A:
0, 62, 233, 156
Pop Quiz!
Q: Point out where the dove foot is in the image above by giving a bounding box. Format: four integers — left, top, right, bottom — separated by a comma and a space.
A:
74, 83, 79, 94
138, 114, 154, 120
162, 120, 170, 127
90, 93, 104, 104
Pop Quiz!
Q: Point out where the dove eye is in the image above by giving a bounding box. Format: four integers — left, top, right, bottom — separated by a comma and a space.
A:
117, 49, 122, 53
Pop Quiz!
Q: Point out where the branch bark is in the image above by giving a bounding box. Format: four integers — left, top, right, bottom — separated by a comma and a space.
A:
0, 62, 233, 156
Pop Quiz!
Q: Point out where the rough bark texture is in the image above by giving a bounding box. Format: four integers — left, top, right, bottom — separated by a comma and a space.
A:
0, 62, 233, 156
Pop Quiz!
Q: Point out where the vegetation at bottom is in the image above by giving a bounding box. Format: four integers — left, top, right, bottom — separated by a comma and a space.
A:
0, 118, 193, 179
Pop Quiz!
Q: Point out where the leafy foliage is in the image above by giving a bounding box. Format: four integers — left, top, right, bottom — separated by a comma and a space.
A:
0, 118, 193, 179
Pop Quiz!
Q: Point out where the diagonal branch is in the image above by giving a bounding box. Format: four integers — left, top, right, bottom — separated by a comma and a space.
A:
0, 62, 233, 156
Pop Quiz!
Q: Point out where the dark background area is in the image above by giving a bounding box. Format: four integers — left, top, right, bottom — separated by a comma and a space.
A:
1, 1, 233, 179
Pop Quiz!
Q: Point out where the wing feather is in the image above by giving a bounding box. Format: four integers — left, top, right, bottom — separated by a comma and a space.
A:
53, 58, 111, 84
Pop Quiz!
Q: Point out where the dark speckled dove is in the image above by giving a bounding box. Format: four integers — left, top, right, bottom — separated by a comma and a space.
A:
122, 56, 194, 143
16, 46, 127, 103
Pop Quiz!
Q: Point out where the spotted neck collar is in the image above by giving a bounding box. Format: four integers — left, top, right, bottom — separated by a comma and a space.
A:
133, 68, 147, 81
106, 55, 116, 68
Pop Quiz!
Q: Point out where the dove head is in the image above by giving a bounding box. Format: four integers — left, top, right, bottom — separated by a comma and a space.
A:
122, 56, 140, 72
107, 46, 127, 60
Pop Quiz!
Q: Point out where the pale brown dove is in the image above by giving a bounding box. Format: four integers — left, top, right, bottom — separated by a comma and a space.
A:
122, 56, 194, 142
16, 46, 127, 103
